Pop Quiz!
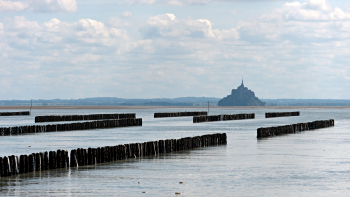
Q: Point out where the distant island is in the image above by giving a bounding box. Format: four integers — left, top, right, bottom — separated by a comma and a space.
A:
218, 80, 266, 106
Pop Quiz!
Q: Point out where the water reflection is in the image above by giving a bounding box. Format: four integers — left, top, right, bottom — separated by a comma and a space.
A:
0, 146, 227, 196
0, 108, 348, 196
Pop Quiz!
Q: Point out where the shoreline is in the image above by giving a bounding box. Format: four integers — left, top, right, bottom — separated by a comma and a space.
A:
0, 106, 349, 110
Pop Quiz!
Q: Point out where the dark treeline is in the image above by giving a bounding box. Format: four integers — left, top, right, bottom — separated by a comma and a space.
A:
193, 113, 255, 123
0, 111, 30, 116
0, 118, 142, 136
154, 111, 207, 118
0, 133, 227, 178
257, 119, 334, 138
265, 111, 300, 118
35, 113, 136, 123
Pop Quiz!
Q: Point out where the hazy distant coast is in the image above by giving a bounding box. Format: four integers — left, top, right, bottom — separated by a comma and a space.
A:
1, 97, 350, 107
1, 106, 350, 110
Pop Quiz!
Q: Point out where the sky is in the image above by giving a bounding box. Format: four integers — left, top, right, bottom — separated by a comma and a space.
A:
0, 0, 350, 100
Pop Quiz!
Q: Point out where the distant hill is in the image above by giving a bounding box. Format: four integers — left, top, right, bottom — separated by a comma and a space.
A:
262, 99, 350, 106
0, 97, 221, 107
1, 97, 350, 107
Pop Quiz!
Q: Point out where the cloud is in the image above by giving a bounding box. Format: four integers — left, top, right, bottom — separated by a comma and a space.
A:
4, 16, 41, 49
140, 13, 239, 40
305, 0, 330, 11
74, 19, 129, 45
0, 0, 77, 13
70, 54, 101, 64
1, 1, 350, 99
123, 0, 211, 5
236, 0, 350, 45
0, 0, 28, 12
7, 16, 40, 30
118, 0, 286, 5
0, 22, 3, 37
260, 0, 350, 21
122, 11, 132, 18
108, 17, 130, 27
29, 0, 77, 13
1, 16, 130, 62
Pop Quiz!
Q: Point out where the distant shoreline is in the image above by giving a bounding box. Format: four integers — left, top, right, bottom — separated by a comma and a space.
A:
0, 106, 349, 110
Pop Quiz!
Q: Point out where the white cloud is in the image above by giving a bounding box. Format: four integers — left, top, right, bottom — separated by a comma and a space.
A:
29, 0, 77, 13
70, 54, 101, 64
141, 13, 239, 40
237, 0, 350, 45
0, 0, 77, 13
1, 1, 350, 99
44, 18, 72, 32
0, 16, 131, 64
74, 19, 129, 45
122, 11, 132, 18
132, 0, 156, 4
120, 0, 286, 6
305, 0, 331, 11
123, 0, 218, 5
260, 0, 350, 21
213, 28, 239, 40
108, 17, 130, 27
7, 16, 40, 30
76, 19, 109, 37
196, 19, 215, 38
147, 13, 176, 26
0, 0, 28, 12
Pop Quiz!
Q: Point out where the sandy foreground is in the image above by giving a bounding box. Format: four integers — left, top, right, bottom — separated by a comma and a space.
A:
0, 106, 349, 110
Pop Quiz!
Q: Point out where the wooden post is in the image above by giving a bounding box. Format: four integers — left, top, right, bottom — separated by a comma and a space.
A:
0, 157, 2, 178
3, 157, 9, 177
94, 148, 98, 164
49, 151, 56, 169
39, 152, 44, 171
70, 149, 78, 167
9, 155, 17, 175
35, 153, 41, 171
19, 155, 25, 174
43, 152, 49, 170
97, 147, 101, 163
28, 154, 35, 172
88, 148, 92, 165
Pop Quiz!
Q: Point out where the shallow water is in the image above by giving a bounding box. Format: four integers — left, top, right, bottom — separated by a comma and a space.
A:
0, 108, 349, 196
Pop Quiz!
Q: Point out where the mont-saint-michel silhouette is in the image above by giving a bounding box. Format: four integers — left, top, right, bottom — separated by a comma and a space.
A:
218, 80, 266, 106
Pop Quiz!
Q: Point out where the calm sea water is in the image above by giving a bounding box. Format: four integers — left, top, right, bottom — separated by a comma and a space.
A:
0, 107, 349, 196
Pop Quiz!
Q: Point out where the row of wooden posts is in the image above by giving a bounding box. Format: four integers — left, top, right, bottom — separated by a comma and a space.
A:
35, 113, 136, 123
0, 111, 30, 116
257, 119, 334, 138
265, 111, 300, 118
154, 111, 207, 118
193, 113, 255, 123
0, 133, 227, 178
0, 118, 142, 136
